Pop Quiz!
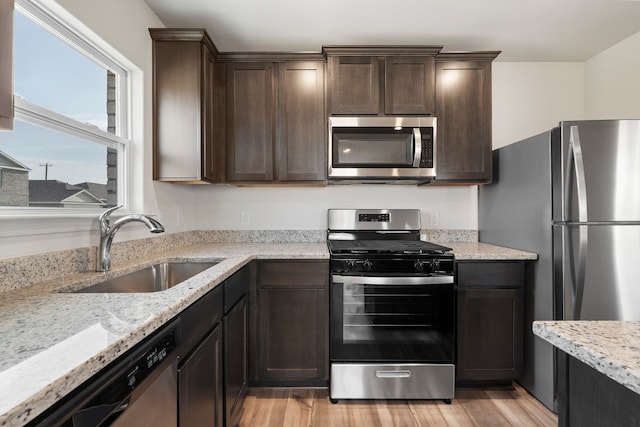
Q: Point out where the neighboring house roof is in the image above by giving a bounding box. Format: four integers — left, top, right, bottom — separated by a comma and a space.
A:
28, 180, 104, 206
75, 182, 108, 202
0, 150, 31, 172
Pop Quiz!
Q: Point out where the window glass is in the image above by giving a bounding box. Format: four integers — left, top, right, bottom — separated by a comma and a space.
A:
0, 2, 127, 210
0, 120, 116, 207
13, 13, 109, 131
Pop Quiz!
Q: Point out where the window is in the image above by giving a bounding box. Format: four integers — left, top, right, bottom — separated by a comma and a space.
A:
0, 0, 129, 211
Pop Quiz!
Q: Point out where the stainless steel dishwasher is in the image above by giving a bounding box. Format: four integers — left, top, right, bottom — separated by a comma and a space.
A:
32, 322, 178, 426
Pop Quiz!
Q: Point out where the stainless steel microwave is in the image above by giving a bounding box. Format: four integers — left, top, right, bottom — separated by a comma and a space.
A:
328, 116, 437, 184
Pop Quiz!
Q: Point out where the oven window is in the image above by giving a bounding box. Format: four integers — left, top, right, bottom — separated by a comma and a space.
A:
332, 128, 413, 167
331, 280, 454, 362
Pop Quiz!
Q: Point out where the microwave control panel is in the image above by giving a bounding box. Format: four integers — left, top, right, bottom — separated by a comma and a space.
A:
419, 128, 434, 168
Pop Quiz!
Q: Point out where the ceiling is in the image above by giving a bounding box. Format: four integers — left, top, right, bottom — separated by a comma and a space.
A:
144, 0, 640, 62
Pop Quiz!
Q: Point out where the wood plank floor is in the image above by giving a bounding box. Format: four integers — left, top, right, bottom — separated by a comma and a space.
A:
240, 384, 557, 426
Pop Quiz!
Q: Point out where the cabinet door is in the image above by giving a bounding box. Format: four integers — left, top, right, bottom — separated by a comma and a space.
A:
257, 286, 328, 383
151, 30, 218, 183
0, 0, 13, 130
435, 58, 493, 182
328, 56, 381, 115
226, 62, 275, 182
385, 56, 435, 115
178, 323, 224, 427
224, 296, 248, 427
250, 261, 329, 386
277, 62, 326, 182
153, 40, 202, 181
457, 288, 523, 381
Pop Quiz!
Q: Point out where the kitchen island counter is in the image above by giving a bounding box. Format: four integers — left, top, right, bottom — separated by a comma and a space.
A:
534, 321, 640, 425
533, 320, 640, 395
0, 238, 534, 425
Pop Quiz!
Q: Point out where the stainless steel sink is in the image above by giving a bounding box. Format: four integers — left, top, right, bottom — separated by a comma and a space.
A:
74, 261, 220, 293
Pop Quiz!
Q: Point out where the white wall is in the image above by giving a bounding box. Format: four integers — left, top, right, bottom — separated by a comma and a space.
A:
192, 185, 478, 231
585, 31, 640, 119
492, 62, 585, 149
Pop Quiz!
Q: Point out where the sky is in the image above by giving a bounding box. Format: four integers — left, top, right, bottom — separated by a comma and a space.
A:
0, 11, 110, 185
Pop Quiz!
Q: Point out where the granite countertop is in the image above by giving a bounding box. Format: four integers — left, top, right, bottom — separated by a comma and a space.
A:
533, 321, 640, 395
446, 241, 537, 260
0, 239, 535, 425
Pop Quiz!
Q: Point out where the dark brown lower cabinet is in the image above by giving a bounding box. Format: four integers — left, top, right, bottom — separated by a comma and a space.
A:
456, 261, 524, 387
176, 284, 224, 426
558, 352, 640, 427
250, 260, 329, 387
224, 295, 247, 427
223, 265, 250, 427
178, 323, 224, 427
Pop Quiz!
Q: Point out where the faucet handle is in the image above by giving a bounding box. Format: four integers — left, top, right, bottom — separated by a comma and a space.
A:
99, 205, 123, 226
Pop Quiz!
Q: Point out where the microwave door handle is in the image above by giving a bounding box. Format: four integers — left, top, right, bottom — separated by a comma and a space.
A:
412, 128, 422, 167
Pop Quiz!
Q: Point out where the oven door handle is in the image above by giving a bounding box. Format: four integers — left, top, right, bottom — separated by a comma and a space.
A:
332, 275, 454, 285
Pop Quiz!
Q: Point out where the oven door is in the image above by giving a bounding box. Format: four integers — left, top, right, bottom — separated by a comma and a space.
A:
330, 274, 454, 363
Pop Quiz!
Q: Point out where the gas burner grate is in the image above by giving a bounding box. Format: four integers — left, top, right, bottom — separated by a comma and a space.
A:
328, 240, 451, 255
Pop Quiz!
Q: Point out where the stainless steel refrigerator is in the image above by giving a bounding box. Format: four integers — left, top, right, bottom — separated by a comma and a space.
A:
478, 119, 640, 411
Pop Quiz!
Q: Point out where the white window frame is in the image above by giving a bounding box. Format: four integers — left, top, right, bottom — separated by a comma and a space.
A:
0, 0, 132, 218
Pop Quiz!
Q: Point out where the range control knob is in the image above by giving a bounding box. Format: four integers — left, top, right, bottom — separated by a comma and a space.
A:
362, 260, 373, 272
414, 260, 427, 272
430, 259, 441, 272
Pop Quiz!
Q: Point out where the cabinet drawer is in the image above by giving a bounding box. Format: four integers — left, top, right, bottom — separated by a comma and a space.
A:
331, 363, 454, 400
224, 265, 250, 313
178, 285, 224, 355
456, 261, 524, 289
257, 261, 328, 288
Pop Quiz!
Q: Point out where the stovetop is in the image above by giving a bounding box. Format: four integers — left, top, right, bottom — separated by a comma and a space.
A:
326, 209, 454, 274
327, 239, 452, 255
327, 239, 454, 275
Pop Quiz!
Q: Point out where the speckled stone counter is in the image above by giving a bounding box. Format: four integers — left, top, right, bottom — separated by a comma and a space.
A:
445, 241, 537, 260
0, 236, 535, 425
0, 242, 326, 426
533, 321, 640, 395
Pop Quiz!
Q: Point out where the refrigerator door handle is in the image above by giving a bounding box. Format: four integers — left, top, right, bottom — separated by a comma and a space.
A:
572, 225, 588, 319
565, 125, 589, 319
564, 126, 589, 223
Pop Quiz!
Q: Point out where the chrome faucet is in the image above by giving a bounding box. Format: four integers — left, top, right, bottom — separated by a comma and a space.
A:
97, 205, 165, 272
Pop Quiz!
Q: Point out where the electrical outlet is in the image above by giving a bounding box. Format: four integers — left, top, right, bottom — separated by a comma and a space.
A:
430, 212, 440, 227
241, 211, 250, 226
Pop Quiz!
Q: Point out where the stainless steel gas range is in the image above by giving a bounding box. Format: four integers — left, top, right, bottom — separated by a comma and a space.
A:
327, 209, 455, 403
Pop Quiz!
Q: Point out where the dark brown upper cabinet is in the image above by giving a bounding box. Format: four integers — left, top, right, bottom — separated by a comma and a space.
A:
434, 52, 500, 183
225, 57, 326, 184
324, 46, 441, 116
0, 0, 14, 131
150, 29, 224, 183
225, 62, 275, 182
